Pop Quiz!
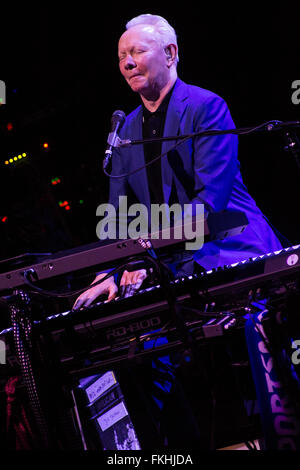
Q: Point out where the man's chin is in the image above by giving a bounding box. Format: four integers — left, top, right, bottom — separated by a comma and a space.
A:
129, 83, 145, 93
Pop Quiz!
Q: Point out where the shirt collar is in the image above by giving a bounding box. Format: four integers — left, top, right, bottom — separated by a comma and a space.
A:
142, 81, 177, 118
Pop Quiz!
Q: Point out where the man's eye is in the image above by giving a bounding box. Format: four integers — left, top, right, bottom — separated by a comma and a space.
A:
132, 49, 146, 55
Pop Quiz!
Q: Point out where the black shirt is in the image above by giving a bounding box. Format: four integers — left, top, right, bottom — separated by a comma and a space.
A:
142, 86, 175, 205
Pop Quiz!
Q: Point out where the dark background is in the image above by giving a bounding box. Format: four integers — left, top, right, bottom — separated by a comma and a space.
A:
0, 4, 299, 262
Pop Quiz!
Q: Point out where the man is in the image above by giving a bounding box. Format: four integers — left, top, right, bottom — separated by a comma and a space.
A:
74, 13, 283, 310
71, 15, 288, 448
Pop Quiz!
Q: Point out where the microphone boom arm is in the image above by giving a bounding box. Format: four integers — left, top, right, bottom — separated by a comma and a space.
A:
116, 120, 300, 147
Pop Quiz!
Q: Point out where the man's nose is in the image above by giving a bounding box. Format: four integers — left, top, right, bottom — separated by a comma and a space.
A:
124, 55, 136, 70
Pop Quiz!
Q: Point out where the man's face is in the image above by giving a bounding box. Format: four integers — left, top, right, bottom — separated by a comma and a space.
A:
118, 24, 170, 97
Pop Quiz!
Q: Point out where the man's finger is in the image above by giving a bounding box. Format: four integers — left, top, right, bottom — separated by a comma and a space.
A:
73, 287, 100, 310
120, 270, 129, 286
107, 293, 117, 302
119, 283, 140, 298
72, 295, 86, 310
82, 295, 97, 308
134, 278, 144, 290
107, 285, 118, 302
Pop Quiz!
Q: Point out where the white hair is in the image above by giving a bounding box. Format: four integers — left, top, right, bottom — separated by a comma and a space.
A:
125, 14, 179, 64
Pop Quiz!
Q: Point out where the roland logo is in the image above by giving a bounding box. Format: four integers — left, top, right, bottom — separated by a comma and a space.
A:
106, 316, 161, 339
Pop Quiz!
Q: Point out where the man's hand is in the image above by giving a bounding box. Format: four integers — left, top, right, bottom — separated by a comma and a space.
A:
119, 269, 147, 298
72, 272, 118, 310
72, 269, 148, 310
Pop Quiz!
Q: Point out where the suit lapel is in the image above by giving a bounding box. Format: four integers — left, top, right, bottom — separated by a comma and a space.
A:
161, 79, 189, 204
129, 79, 189, 209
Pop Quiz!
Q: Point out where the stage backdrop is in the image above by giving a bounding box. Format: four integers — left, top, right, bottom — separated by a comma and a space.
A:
0, 4, 299, 260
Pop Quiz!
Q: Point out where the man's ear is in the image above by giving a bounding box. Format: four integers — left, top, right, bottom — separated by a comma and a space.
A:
165, 46, 172, 58
164, 44, 177, 64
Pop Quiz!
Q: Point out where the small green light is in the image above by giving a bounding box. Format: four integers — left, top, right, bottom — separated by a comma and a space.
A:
79, 199, 84, 204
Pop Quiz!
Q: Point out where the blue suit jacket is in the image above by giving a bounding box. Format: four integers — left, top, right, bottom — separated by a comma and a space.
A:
108, 78, 282, 270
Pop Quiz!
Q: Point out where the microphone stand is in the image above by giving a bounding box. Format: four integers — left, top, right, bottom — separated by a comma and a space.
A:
116, 119, 300, 174
283, 129, 300, 172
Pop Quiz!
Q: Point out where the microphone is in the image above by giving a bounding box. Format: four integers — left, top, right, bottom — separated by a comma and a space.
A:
103, 110, 126, 171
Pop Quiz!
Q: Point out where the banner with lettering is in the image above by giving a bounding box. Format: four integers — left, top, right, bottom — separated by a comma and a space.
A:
245, 308, 300, 450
